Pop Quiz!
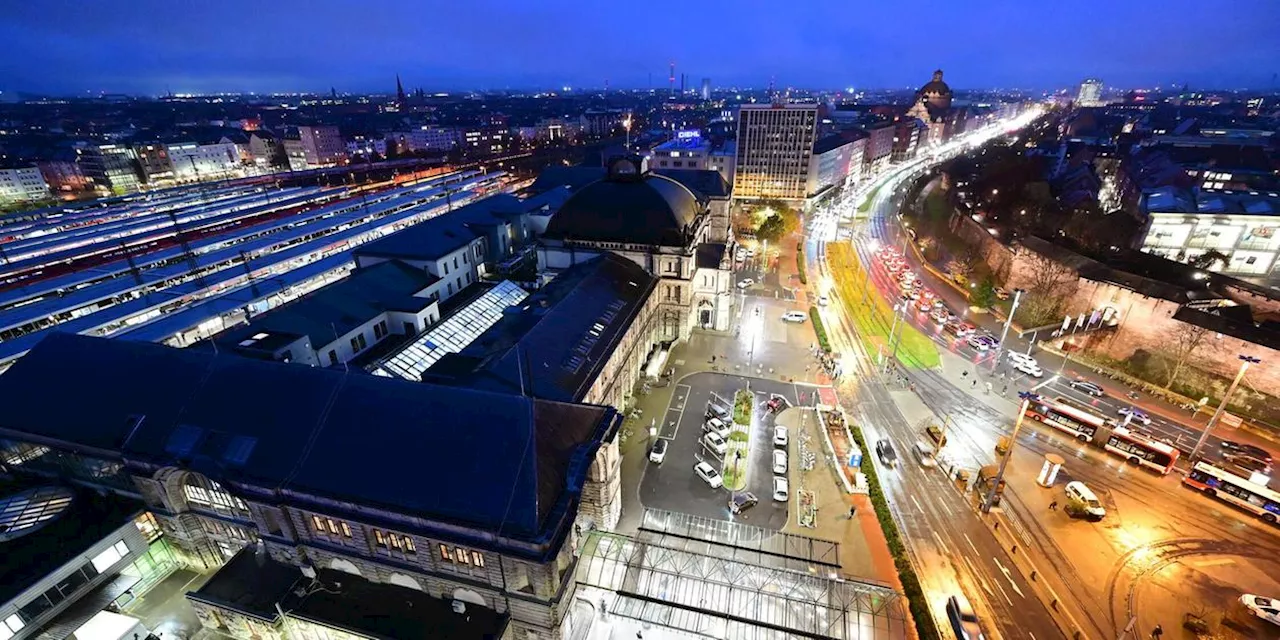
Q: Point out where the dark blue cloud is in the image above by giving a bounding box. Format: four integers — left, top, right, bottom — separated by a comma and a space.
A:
1, 0, 1276, 95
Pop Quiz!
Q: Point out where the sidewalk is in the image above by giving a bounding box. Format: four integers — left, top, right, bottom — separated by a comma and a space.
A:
778, 407, 900, 588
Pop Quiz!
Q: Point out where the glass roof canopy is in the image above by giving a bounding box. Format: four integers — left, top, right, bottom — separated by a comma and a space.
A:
371, 280, 529, 381
577, 513, 907, 640
639, 509, 841, 572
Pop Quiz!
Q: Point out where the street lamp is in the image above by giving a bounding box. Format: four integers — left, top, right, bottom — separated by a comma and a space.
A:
990, 288, 1024, 370
982, 391, 1039, 513
1189, 354, 1260, 460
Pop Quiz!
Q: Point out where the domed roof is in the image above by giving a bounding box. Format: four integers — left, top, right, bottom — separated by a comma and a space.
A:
545, 157, 704, 246
918, 69, 952, 97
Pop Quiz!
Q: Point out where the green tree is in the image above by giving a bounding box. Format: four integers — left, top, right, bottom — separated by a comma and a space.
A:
971, 278, 997, 308
755, 208, 799, 242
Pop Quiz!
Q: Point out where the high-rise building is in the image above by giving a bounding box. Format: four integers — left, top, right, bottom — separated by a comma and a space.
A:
1077, 78, 1104, 106
701, 78, 711, 100
731, 103, 818, 202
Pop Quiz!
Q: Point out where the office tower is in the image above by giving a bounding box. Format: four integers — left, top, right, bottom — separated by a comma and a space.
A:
1077, 78, 1103, 106
731, 103, 818, 202
701, 78, 711, 100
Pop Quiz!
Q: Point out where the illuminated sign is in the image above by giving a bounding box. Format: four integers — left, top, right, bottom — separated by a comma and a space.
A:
676, 130, 702, 141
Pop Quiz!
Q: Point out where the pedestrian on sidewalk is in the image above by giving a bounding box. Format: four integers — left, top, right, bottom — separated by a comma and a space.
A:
971, 378, 978, 389
1049, 500, 1058, 511
1150, 624, 1163, 638
1001, 383, 1009, 395
985, 382, 992, 395
711, 355, 716, 364
849, 505, 857, 519
961, 370, 968, 379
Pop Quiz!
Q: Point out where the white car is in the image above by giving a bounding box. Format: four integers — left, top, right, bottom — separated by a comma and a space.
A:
737, 279, 754, 290
817, 294, 830, 306
1006, 351, 1036, 367
1241, 594, 1280, 626
966, 334, 990, 351
694, 461, 723, 489
781, 311, 808, 323
772, 476, 789, 502
702, 431, 728, 455
649, 439, 668, 464
704, 417, 731, 439
773, 425, 789, 447
772, 449, 788, 474
1116, 407, 1152, 426
1014, 359, 1044, 378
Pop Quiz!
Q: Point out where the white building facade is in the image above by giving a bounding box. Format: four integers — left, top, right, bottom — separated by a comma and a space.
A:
0, 167, 51, 206
732, 103, 817, 203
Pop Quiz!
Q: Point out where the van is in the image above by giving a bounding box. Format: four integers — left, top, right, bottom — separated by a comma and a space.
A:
1065, 481, 1106, 520
912, 441, 937, 468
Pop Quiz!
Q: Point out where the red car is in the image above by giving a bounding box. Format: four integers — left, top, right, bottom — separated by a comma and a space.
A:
766, 395, 790, 413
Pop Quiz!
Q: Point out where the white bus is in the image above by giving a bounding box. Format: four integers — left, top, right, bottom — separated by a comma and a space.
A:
1183, 461, 1280, 525
1024, 398, 1180, 474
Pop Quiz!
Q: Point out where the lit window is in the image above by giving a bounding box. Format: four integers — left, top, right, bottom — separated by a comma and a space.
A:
457, 548, 470, 564
440, 544, 452, 561
312, 515, 325, 531
6, 614, 25, 635
374, 530, 387, 547
472, 551, 485, 567
404, 537, 416, 553
390, 535, 402, 550
91, 540, 126, 573
340, 522, 352, 538
326, 519, 339, 535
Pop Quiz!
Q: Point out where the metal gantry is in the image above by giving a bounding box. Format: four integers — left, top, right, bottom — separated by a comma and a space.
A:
576, 514, 907, 640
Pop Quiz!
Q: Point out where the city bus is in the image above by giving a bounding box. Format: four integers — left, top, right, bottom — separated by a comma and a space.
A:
1183, 461, 1280, 525
1025, 396, 1111, 441
1099, 425, 1180, 475
1024, 398, 1180, 474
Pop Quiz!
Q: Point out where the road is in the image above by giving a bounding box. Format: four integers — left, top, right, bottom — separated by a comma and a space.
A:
812, 116, 1280, 639
803, 116, 1068, 640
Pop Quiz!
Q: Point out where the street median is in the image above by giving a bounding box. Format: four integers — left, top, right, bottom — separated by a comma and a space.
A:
828, 244, 940, 369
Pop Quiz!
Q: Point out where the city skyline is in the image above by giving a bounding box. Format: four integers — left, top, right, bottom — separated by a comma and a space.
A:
2, 0, 1277, 95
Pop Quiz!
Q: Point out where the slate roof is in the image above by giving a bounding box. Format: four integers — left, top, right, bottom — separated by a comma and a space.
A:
654, 169, 730, 199
429, 254, 656, 403
0, 334, 615, 547
215, 260, 437, 353
545, 171, 703, 246
355, 194, 524, 262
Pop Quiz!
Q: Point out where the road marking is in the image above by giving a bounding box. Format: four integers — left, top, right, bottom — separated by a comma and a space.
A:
931, 531, 949, 554
911, 495, 925, 514
963, 533, 980, 556
993, 580, 1014, 606
992, 557, 1025, 598
962, 557, 995, 598
667, 384, 692, 439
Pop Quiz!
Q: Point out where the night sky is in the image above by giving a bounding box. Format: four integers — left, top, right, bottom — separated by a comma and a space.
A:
2, 0, 1276, 96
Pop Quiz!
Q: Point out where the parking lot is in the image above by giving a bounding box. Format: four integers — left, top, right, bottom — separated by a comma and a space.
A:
638, 371, 809, 530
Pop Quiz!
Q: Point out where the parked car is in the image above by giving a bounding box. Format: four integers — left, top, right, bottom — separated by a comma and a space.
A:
1069, 379, 1105, 397
649, 439, 668, 464
703, 417, 731, 439
736, 278, 754, 289
706, 402, 731, 422
1221, 440, 1273, 463
781, 311, 808, 323
702, 431, 728, 455
876, 439, 898, 467
1240, 594, 1280, 626
817, 294, 830, 306
772, 449, 788, 474
772, 476, 789, 502
946, 594, 984, 640
1116, 407, 1152, 426
729, 492, 758, 514
694, 461, 723, 488
1065, 481, 1106, 520
1006, 351, 1035, 367
773, 425, 789, 447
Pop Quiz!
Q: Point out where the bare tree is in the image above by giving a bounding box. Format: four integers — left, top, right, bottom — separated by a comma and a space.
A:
1015, 252, 1078, 326
1160, 322, 1214, 390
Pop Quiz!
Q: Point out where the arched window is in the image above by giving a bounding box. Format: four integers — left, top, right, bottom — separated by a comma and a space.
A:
183, 475, 250, 519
